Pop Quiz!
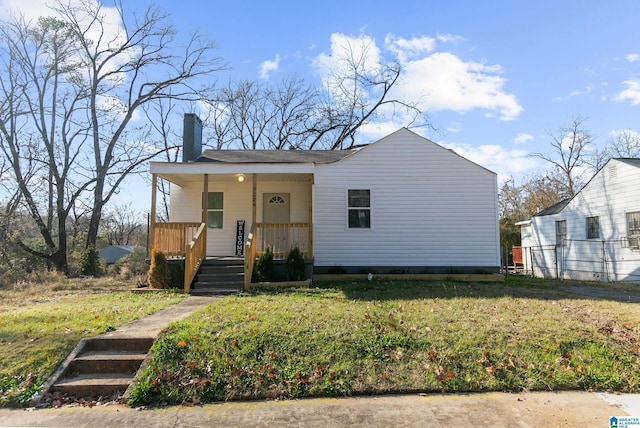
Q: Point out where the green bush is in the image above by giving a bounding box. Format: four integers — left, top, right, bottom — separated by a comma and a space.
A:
147, 250, 171, 289
254, 247, 274, 282
286, 246, 306, 281
80, 247, 102, 276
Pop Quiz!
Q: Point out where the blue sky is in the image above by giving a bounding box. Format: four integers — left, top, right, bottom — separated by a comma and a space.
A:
2, 0, 640, 211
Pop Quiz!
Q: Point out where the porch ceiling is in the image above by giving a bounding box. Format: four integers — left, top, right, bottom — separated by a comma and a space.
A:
154, 170, 312, 187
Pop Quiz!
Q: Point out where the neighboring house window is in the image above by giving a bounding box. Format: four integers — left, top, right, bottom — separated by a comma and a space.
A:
348, 189, 370, 229
586, 216, 599, 239
627, 211, 640, 248
555, 220, 567, 246
206, 192, 223, 229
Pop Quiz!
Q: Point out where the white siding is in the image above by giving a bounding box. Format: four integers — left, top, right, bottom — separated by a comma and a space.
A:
313, 128, 500, 269
523, 159, 640, 281
169, 176, 309, 256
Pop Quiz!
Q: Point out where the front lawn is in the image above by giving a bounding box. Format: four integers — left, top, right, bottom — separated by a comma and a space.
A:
128, 277, 640, 405
0, 277, 185, 406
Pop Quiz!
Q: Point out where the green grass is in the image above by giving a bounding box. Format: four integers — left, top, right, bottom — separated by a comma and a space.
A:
0, 290, 185, 406
128, 277, 640, 406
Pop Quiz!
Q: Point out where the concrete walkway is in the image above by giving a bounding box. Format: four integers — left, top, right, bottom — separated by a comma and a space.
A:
1, 391, 639, 427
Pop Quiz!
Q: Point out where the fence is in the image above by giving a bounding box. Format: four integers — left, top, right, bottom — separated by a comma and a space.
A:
507, 238, 640, 282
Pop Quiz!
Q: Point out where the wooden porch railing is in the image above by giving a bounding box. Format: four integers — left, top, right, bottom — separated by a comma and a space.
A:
254, 222, 312, 259
152, 222, 202, 258
244, 224, 257, 290
184, 223, 206, 293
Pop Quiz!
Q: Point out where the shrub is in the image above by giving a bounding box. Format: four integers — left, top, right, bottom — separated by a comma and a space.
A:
147, 250, 171, 289
254, 247, 274, 282
286, 246, 306, 281
80, 247, 102, 276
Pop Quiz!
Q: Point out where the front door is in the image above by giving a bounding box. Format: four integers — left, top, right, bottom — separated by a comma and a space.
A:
263, 193, 290, 255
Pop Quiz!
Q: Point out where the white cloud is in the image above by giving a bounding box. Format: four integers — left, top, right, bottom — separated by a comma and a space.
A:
446, 122, 461, 133
313, 33, 382, 78
384, 34, 436, 63
626, 53, 640, 63
614, 80, 640, 105
569, 84, 594, 97
259, 54, 280, 80
514, 133, 533, 145
441, 141, 539, 178
436, 33, 466, 44
393, 52, 522, 121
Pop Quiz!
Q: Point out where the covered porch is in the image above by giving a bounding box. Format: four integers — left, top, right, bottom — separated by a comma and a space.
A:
149, 163, 315, 293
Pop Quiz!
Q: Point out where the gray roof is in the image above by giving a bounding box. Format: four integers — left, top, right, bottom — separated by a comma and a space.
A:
534, 198, 571, 217
196, 150, 354, 164
615, 158, 640, 167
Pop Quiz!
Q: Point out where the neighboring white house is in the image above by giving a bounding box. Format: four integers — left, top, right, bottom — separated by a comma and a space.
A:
518, 158, 640, 282
149, 115, 500, 275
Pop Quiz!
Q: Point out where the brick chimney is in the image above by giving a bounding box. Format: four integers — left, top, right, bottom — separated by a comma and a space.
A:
182, 113, 203, 162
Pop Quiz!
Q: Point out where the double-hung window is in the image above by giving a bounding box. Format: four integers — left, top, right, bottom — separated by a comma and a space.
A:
586, 216, 599, 239
348, 189, 370, 229
206, 192, 223, 229
555, 220, 567, 246
627, 211, 640, 248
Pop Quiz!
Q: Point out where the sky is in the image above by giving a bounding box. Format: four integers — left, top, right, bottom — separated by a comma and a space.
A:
2, 0, 640, 212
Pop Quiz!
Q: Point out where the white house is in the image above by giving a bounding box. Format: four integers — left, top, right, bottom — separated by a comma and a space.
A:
149, 114, 500, 290
518, 158, 640, 282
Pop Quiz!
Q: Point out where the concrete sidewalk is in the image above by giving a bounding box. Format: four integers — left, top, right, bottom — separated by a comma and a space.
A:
0, 391, 638, 427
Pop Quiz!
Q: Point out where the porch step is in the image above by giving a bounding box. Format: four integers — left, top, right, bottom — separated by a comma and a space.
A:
51, 337, 153, 398
191, 258, 244, 295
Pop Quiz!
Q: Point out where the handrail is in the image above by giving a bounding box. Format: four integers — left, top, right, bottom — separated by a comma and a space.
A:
184, 222, 206, 293
244, 223, 256, 290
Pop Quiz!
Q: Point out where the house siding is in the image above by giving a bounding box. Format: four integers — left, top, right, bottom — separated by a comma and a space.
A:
522, 159, 640, 281
313, 129, 500, 271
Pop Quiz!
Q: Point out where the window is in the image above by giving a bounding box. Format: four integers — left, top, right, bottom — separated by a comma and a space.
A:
627, 211, 640, 248
586, 216, 599, 239
555, 220, 566, 246
348, 189, 370, 229
206, 192, 223, 229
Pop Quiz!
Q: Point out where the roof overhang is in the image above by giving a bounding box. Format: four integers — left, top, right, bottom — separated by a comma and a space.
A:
150, 161, 316, 187
515, 220, 531, 226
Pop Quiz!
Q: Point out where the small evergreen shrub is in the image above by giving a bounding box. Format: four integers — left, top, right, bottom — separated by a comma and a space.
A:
80, 247, 102, 276
255, 247, 274, 282
147, 250, 171, 289
286, 246, 306, 281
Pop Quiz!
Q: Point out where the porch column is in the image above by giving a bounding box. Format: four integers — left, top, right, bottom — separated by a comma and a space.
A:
150, 173, 157, 257
308, 174, 314, 258
202, 174, 208, 250
252, 173, 257, 226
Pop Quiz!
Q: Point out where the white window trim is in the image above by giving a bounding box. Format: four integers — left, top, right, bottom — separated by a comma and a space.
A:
626, 210, 640, 249
555, 219, 567, 246
586, 215, 599, 240
346, 188, 373, 230
205, 191, 224, 230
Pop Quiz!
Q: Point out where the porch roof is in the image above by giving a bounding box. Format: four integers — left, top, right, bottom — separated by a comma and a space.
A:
196, 149, 354, 164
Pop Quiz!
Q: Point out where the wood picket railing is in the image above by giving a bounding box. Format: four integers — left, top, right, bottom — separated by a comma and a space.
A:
184, 223, 206, 292
254, 222, 311, 259
152, 222, 202, 258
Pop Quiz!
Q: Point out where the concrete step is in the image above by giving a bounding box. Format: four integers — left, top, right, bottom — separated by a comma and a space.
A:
191, 286, 242, 296
67, 351, 147, 374
83, 337, 154, 353
52, 373, 134, 397
196, 273, 244, 282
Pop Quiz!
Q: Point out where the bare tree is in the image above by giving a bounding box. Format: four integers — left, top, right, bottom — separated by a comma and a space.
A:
0, 0, 222, 272
102, 203, 144, 246
608, 129, 640, 158
202, 40, 425, 151
532, 116, 593, 198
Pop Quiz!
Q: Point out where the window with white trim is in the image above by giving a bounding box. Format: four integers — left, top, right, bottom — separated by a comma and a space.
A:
206, 192, 223, 229
348, 189, 370, 229
627, 211, 640, 248
586, 216, 599, 239
555, 220, 566, 246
